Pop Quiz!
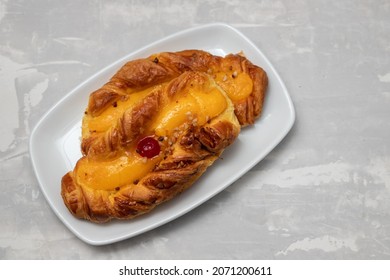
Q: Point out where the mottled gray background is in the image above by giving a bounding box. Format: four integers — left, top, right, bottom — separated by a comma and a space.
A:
1, 0, 389, 259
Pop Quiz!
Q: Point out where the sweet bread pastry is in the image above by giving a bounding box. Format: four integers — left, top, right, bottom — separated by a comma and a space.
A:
62, 71, 241, 223
61, 50, 268, 223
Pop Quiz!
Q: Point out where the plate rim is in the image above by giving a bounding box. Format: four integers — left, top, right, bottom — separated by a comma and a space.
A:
29, 22, 295, 245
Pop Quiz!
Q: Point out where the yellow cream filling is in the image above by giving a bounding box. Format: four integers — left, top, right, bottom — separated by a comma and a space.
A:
214, 72, 253, 102
75, 151, 162, 191
84, 86, 161, 134
153, 86, 227, 136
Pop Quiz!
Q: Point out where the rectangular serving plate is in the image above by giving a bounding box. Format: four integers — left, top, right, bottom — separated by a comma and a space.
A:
29, 23, 295, 245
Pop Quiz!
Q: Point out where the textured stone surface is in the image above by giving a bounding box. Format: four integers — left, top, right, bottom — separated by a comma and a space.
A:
1, 0, 389, 259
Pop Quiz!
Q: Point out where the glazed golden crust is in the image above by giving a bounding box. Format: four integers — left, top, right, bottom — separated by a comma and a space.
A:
61, 50, 267, 223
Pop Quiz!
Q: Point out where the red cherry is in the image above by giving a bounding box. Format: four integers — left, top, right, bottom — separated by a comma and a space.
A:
136, 136, 161, 158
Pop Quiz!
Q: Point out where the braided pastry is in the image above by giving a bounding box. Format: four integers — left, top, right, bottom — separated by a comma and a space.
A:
61, 50, 268, 223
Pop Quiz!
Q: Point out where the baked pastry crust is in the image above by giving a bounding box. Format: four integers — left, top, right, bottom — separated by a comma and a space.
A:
61, 50, 268, 223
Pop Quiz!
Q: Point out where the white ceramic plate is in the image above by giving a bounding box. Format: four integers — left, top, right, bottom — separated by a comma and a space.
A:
30, 23, 295, 245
